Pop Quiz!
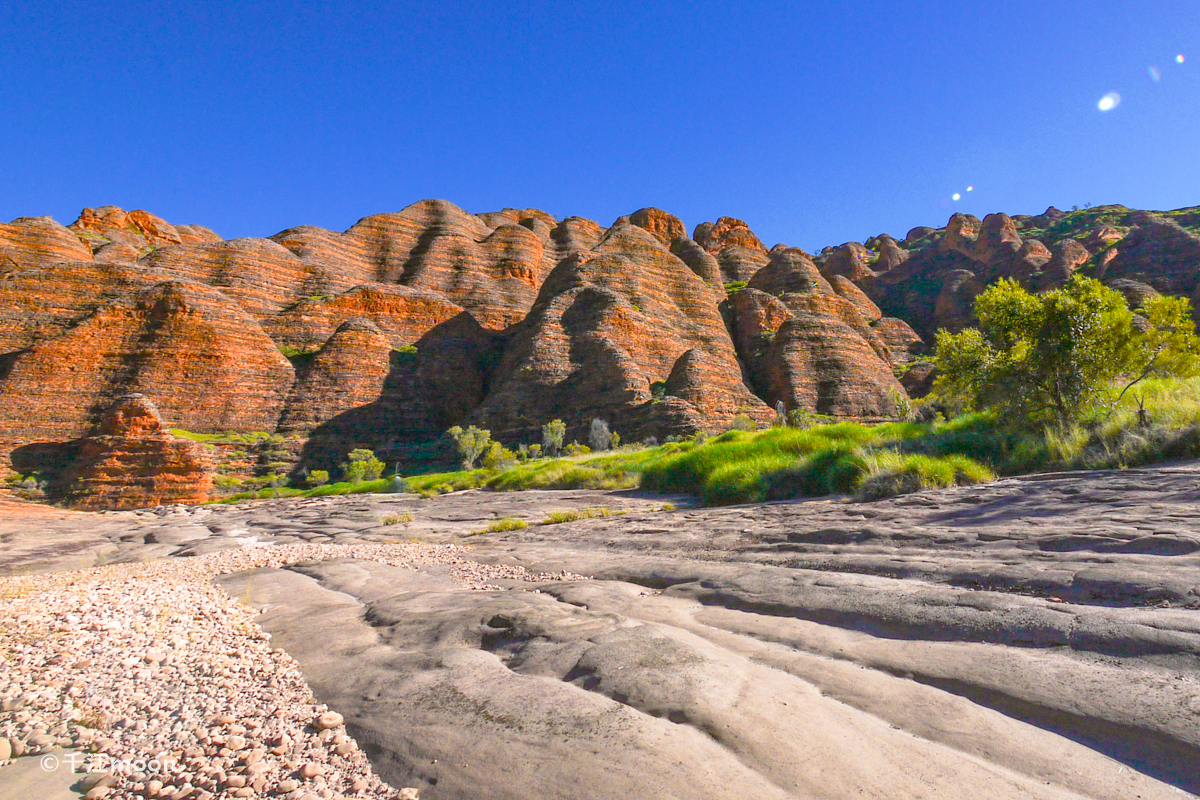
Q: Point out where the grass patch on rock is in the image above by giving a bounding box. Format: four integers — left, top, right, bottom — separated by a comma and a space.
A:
540, 506, 625, 525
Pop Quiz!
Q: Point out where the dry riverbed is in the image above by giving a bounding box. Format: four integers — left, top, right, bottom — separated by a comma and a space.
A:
1, 475, 1198, 799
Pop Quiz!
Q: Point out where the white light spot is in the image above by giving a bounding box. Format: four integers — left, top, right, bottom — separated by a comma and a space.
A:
1098, 92, 1121, 111
1177, 54, 1186, 64
966, 186, 974, 192
952, 193, 962, 201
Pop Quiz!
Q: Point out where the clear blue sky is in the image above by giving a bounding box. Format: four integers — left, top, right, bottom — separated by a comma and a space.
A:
2, 0, 1197, 250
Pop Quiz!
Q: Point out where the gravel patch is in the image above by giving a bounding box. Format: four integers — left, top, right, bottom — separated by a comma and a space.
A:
0, 542, 585, 800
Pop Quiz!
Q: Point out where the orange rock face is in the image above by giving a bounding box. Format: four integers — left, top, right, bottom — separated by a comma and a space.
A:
56, 393, 214, 506
694, 216, 768, 256
272, 285, 465, 350
278, 320, 394, 435
0, 216, 93, 270
0, 280, 293, 443
763, 294, 905, 417
69, 206, 221, 252
56, 394, 214, 510
475, 222, 768, 442
846, 205, 1200, 339
20, 197, 1123, 505
628, 208, 686, 245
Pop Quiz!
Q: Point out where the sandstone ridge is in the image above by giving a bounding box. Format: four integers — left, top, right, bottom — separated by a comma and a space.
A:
1, 199, 1197, 506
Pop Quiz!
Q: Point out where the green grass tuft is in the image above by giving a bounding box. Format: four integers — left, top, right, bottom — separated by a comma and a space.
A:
539, 506, 624, 525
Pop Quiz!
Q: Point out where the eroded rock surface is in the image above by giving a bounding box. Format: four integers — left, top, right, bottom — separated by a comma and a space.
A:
3, 464, 1199, 798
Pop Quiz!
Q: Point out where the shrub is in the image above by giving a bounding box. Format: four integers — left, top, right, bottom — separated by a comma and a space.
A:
267, 471, 290, 497
481, 441, 518, 471
589, 418, 613, 451
446, 425, 492, 469
888, 387, 916, 422
728, 414, 756, 432
342, 449, 385, 483
610, 432, 621, 448
564, 441, 591, 457
854, 452, 994, 501
381, 511, 414, 525
306, 469, 330, 488
786, 408, 816, 429
542, 419, 567, 456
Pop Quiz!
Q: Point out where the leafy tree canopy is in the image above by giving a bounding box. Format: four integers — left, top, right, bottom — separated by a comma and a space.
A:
932, 276, 1200, 427
447, 425, 492, 470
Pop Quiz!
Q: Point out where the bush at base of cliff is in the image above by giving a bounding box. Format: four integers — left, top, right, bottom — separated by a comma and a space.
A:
542, 419, 567, 457
447, 425, 492, 469
932, 276, 1200, 428
342, 449, 385, 483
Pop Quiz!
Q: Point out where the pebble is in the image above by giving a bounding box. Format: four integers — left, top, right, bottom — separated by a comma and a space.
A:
0, 540, 532, 800
81, 770, 115, 789
315, 711, 344, 730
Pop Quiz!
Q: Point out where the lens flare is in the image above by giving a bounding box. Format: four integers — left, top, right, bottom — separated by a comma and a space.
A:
1148, 66, 1161, 82
952, 193, 962, 201
1097, 92, 1120, 111
966, 186, 974, 192
1177, 54, 1186, 64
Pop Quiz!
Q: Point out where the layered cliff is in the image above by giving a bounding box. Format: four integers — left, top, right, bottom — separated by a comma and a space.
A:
2, 198, 1196, 507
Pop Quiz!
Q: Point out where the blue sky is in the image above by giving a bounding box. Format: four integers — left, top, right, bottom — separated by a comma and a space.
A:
1, 0, 1197, 250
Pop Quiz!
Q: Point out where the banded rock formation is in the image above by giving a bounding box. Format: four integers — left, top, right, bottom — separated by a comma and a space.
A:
839, 204, 1200, 338
474, 222, 771, 442
56, 393, 214, 510
726, 248, 911, 417
6, 196, 1193, 508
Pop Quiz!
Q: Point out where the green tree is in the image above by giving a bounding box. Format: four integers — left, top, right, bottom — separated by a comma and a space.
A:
932, 276, 1200, 427
342, 449, 385, 483
267, 471, 290, 498
481, 441, 518, 470
306, 469, 330, 488
542, 419, 566, 456
447, 425, 492, 469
